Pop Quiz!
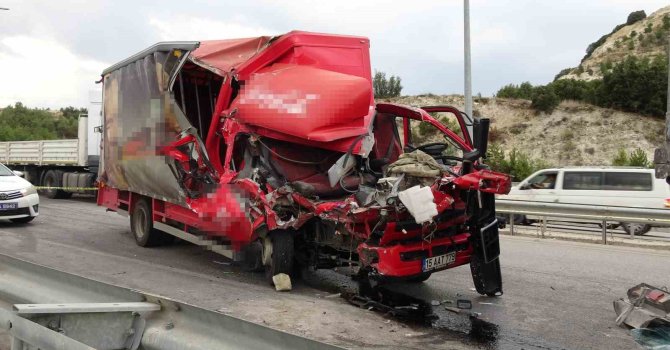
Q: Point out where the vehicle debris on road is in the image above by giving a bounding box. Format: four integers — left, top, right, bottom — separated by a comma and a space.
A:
614, 283, 670, 348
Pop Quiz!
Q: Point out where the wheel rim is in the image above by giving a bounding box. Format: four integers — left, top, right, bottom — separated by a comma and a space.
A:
134, 207, 147, 239
625, 223, 646, 234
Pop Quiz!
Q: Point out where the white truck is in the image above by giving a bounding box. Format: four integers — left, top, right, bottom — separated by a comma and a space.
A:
0, 90, 102, 198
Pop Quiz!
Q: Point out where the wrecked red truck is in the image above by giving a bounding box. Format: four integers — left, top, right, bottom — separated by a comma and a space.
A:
97, 31, 511, 295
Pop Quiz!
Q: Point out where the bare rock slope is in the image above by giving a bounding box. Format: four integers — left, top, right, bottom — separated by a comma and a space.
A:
561, 6, 670, 81
387, 95, 663, 167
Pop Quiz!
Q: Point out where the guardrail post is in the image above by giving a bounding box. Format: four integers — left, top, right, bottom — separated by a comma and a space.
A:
11, 337, 23, 350
509, 213, 514, 235
541, 216, 547, 238
629, 224, 635, 240
602, 219, 608, 245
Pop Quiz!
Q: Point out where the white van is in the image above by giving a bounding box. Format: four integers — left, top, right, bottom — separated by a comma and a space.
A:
502, 167, 670, 235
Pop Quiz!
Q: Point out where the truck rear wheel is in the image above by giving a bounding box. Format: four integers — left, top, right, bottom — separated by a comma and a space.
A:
42, 170, 72, 199
621, 222, 651, 236
263, 230, 295, 285
130, 199, 170, 247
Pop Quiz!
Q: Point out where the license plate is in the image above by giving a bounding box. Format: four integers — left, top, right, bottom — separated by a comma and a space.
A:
0, 203, 17, 210
422, 252, 456, 272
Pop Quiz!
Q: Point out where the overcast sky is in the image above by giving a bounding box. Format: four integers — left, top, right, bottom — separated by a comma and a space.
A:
1, 0, 668, 108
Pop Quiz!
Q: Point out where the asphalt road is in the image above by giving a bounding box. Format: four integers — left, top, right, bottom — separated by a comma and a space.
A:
1, 196, 669, 349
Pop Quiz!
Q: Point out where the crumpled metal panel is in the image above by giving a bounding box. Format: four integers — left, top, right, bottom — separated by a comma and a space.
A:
100, 51, 192, 205
190, 36, 272, 75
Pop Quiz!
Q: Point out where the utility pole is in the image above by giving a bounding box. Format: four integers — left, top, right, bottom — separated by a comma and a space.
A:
464, 0, 473, 139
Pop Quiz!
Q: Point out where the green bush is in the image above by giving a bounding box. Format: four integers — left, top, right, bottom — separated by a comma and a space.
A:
496, 81, 534, 99
373, 70, 403, 98
628, 148, 651, 167
497, 53, 668, 117
626, 10, 646, 25
486, 144, 549, 181
531, 86, 559, 113
554, 68, 573, 81
0, 103, 83, 141
644, 23, 653, 33
599, 55, 668, 116
612, 147, 651, 167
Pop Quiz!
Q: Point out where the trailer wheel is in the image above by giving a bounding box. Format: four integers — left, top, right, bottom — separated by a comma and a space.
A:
42, 170, 72, 199
130, 199, 169, 247
263, 230, 294, 285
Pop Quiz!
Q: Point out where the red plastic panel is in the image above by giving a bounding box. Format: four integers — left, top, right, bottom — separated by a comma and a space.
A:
232, 64, 372, 142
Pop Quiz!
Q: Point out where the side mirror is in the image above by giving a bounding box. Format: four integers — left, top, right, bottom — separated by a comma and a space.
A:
519, 183, 530, 190
473, 118, 490, 159
13, 170, 24, 178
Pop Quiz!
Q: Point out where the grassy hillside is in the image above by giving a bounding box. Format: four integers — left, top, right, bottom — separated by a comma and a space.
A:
559, 6, 670, 81
385, 95, 662, 171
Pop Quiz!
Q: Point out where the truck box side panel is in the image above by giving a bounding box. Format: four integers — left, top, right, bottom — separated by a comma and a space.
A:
0, 140, 79, 165
101, 50, 195, 205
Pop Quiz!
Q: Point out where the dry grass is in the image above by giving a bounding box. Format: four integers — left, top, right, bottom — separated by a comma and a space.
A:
388, 95, 662, 167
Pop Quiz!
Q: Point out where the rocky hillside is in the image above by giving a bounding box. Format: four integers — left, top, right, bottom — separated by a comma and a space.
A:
385, 94, 663, 167
560, 6, 670, 81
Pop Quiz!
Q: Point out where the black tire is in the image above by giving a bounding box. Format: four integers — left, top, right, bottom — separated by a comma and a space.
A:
130, 199, 170, 247
42, 170, 72, 199
598, 223, 620, 230
264, 230, 295, 285
10, 216, 35, 224
621, 222, 651, 236
512, 214, 531, 225
406, 272, 432, 283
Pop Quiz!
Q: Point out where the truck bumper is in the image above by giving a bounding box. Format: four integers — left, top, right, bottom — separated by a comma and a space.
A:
358, 233, 472, 280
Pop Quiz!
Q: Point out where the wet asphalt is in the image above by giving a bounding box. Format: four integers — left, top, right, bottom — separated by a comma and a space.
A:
1, 196, 668, 349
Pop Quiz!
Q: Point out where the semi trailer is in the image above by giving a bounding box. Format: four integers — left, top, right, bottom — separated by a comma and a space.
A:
97, 31, 511, 293
1, 91, 102, 199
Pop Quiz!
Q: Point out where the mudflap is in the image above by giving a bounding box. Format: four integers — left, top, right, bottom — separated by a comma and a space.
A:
469, 192, 503, 296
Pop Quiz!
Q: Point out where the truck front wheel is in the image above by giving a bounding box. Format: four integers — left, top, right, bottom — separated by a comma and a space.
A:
130, 199, 170, 247
263, 230, 295, 285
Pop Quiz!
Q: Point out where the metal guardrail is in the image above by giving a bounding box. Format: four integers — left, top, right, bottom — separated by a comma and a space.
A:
0, 254, 342, 350
495, 199, 670, 244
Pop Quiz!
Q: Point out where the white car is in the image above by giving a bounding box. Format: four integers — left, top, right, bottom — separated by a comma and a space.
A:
502, 167, 670, 235
0, 164, 39, 223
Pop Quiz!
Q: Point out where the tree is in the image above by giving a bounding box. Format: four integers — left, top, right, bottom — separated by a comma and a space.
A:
496, 81, 534, 99
628, 148, 650, 167
531, 86, 559, 113
626, 10, 646, 25
0, 103, 84, 141
612, 148, 628, 166
612, 148, 650, 167
599, 56, 668, 116
373, 70, 403, 98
